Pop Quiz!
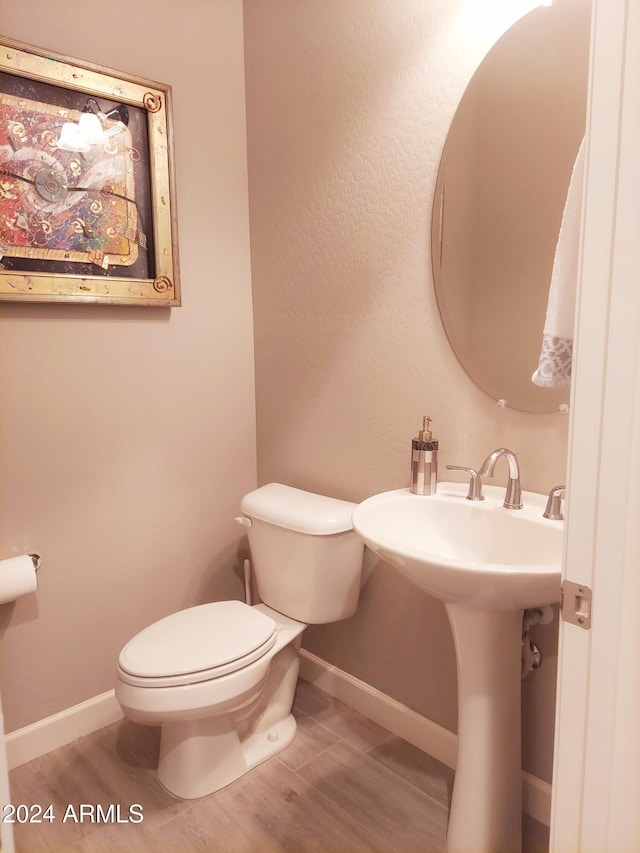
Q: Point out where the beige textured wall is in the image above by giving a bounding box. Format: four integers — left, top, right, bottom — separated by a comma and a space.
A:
0, 0, 255, 731
245, 0, 576, 782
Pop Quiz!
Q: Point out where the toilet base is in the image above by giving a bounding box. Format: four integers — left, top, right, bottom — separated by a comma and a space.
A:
158, 712, 297, 799
157, 620, 302, 799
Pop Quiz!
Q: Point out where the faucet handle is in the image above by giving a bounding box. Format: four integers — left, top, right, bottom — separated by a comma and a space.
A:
543, 485, 565, 520
478, 448, 523, 509
446, 465, 485, 501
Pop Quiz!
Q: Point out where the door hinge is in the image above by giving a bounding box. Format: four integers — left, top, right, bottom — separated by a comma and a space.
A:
561, 580, 592, 630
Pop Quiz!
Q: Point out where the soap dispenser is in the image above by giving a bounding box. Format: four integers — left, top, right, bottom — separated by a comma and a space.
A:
410, 416, 439, 495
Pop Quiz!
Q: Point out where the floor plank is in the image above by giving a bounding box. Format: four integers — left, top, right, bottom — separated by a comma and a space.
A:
292, 681, 391, 751
276, 707, 340, 772
296, 739, 448, 852
366, 735, 454, 809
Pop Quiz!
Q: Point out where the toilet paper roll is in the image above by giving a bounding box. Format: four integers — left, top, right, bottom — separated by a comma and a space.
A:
0, 554, 38, 605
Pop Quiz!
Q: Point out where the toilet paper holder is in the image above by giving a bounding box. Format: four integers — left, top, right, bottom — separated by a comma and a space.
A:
0, 553, 42, 606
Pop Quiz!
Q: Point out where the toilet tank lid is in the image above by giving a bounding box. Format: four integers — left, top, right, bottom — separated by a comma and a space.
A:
241, 483, 356, 535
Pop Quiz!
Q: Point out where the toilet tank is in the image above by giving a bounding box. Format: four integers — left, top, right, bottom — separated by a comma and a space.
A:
239, 483, 364, 624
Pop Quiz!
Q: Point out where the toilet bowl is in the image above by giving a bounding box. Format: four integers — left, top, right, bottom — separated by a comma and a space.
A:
115, 483, 364, 799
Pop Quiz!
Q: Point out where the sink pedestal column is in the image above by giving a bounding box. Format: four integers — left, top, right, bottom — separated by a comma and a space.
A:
445, 604, 523, 853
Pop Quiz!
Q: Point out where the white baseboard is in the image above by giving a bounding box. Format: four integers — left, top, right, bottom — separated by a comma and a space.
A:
5, 690, 123, 770
299, 649, 551, 827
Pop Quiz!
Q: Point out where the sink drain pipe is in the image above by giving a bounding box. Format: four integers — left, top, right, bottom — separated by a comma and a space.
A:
521, 605, 554, 679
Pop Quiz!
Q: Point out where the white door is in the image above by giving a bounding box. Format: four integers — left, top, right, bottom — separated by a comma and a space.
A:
551, 0, 640, 850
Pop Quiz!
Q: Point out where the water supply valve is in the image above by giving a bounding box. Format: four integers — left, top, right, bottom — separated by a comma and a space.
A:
520, 606, 552, 679
521, 637, 542, 679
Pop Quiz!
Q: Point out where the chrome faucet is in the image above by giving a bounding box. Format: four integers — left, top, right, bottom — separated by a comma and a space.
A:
478, 448, 523, 509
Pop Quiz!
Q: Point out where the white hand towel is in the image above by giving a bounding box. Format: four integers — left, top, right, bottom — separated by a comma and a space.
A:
532, 138, 585, 388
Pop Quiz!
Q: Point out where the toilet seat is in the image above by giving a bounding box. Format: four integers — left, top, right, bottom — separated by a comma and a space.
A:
117, 600, 277, 688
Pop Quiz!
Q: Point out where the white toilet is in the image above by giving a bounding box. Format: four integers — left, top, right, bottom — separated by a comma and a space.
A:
115, 483, 364, 799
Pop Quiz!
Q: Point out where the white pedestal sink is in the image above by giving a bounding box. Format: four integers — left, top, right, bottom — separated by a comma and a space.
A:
352, 483, 563, 853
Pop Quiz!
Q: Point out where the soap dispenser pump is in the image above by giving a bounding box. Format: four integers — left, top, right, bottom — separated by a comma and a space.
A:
410, 416, 439, 495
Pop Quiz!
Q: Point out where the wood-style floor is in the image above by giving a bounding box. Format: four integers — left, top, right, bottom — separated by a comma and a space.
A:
9, 680, 549, 852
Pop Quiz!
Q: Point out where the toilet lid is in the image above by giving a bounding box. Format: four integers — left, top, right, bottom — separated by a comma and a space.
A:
118, 600, 277, 685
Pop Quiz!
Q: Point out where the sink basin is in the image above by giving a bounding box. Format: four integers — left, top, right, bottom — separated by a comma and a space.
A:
352, 481, 564, 853
351, 482, 563, 610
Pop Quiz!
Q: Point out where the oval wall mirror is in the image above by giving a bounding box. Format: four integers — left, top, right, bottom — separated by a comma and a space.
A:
432, 0, 590, 413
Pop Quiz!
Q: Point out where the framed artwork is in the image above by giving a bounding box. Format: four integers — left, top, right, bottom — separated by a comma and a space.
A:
0, 38, 180, 306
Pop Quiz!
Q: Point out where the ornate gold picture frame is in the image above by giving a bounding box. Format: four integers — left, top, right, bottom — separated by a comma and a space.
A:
0, 38, 180, 306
